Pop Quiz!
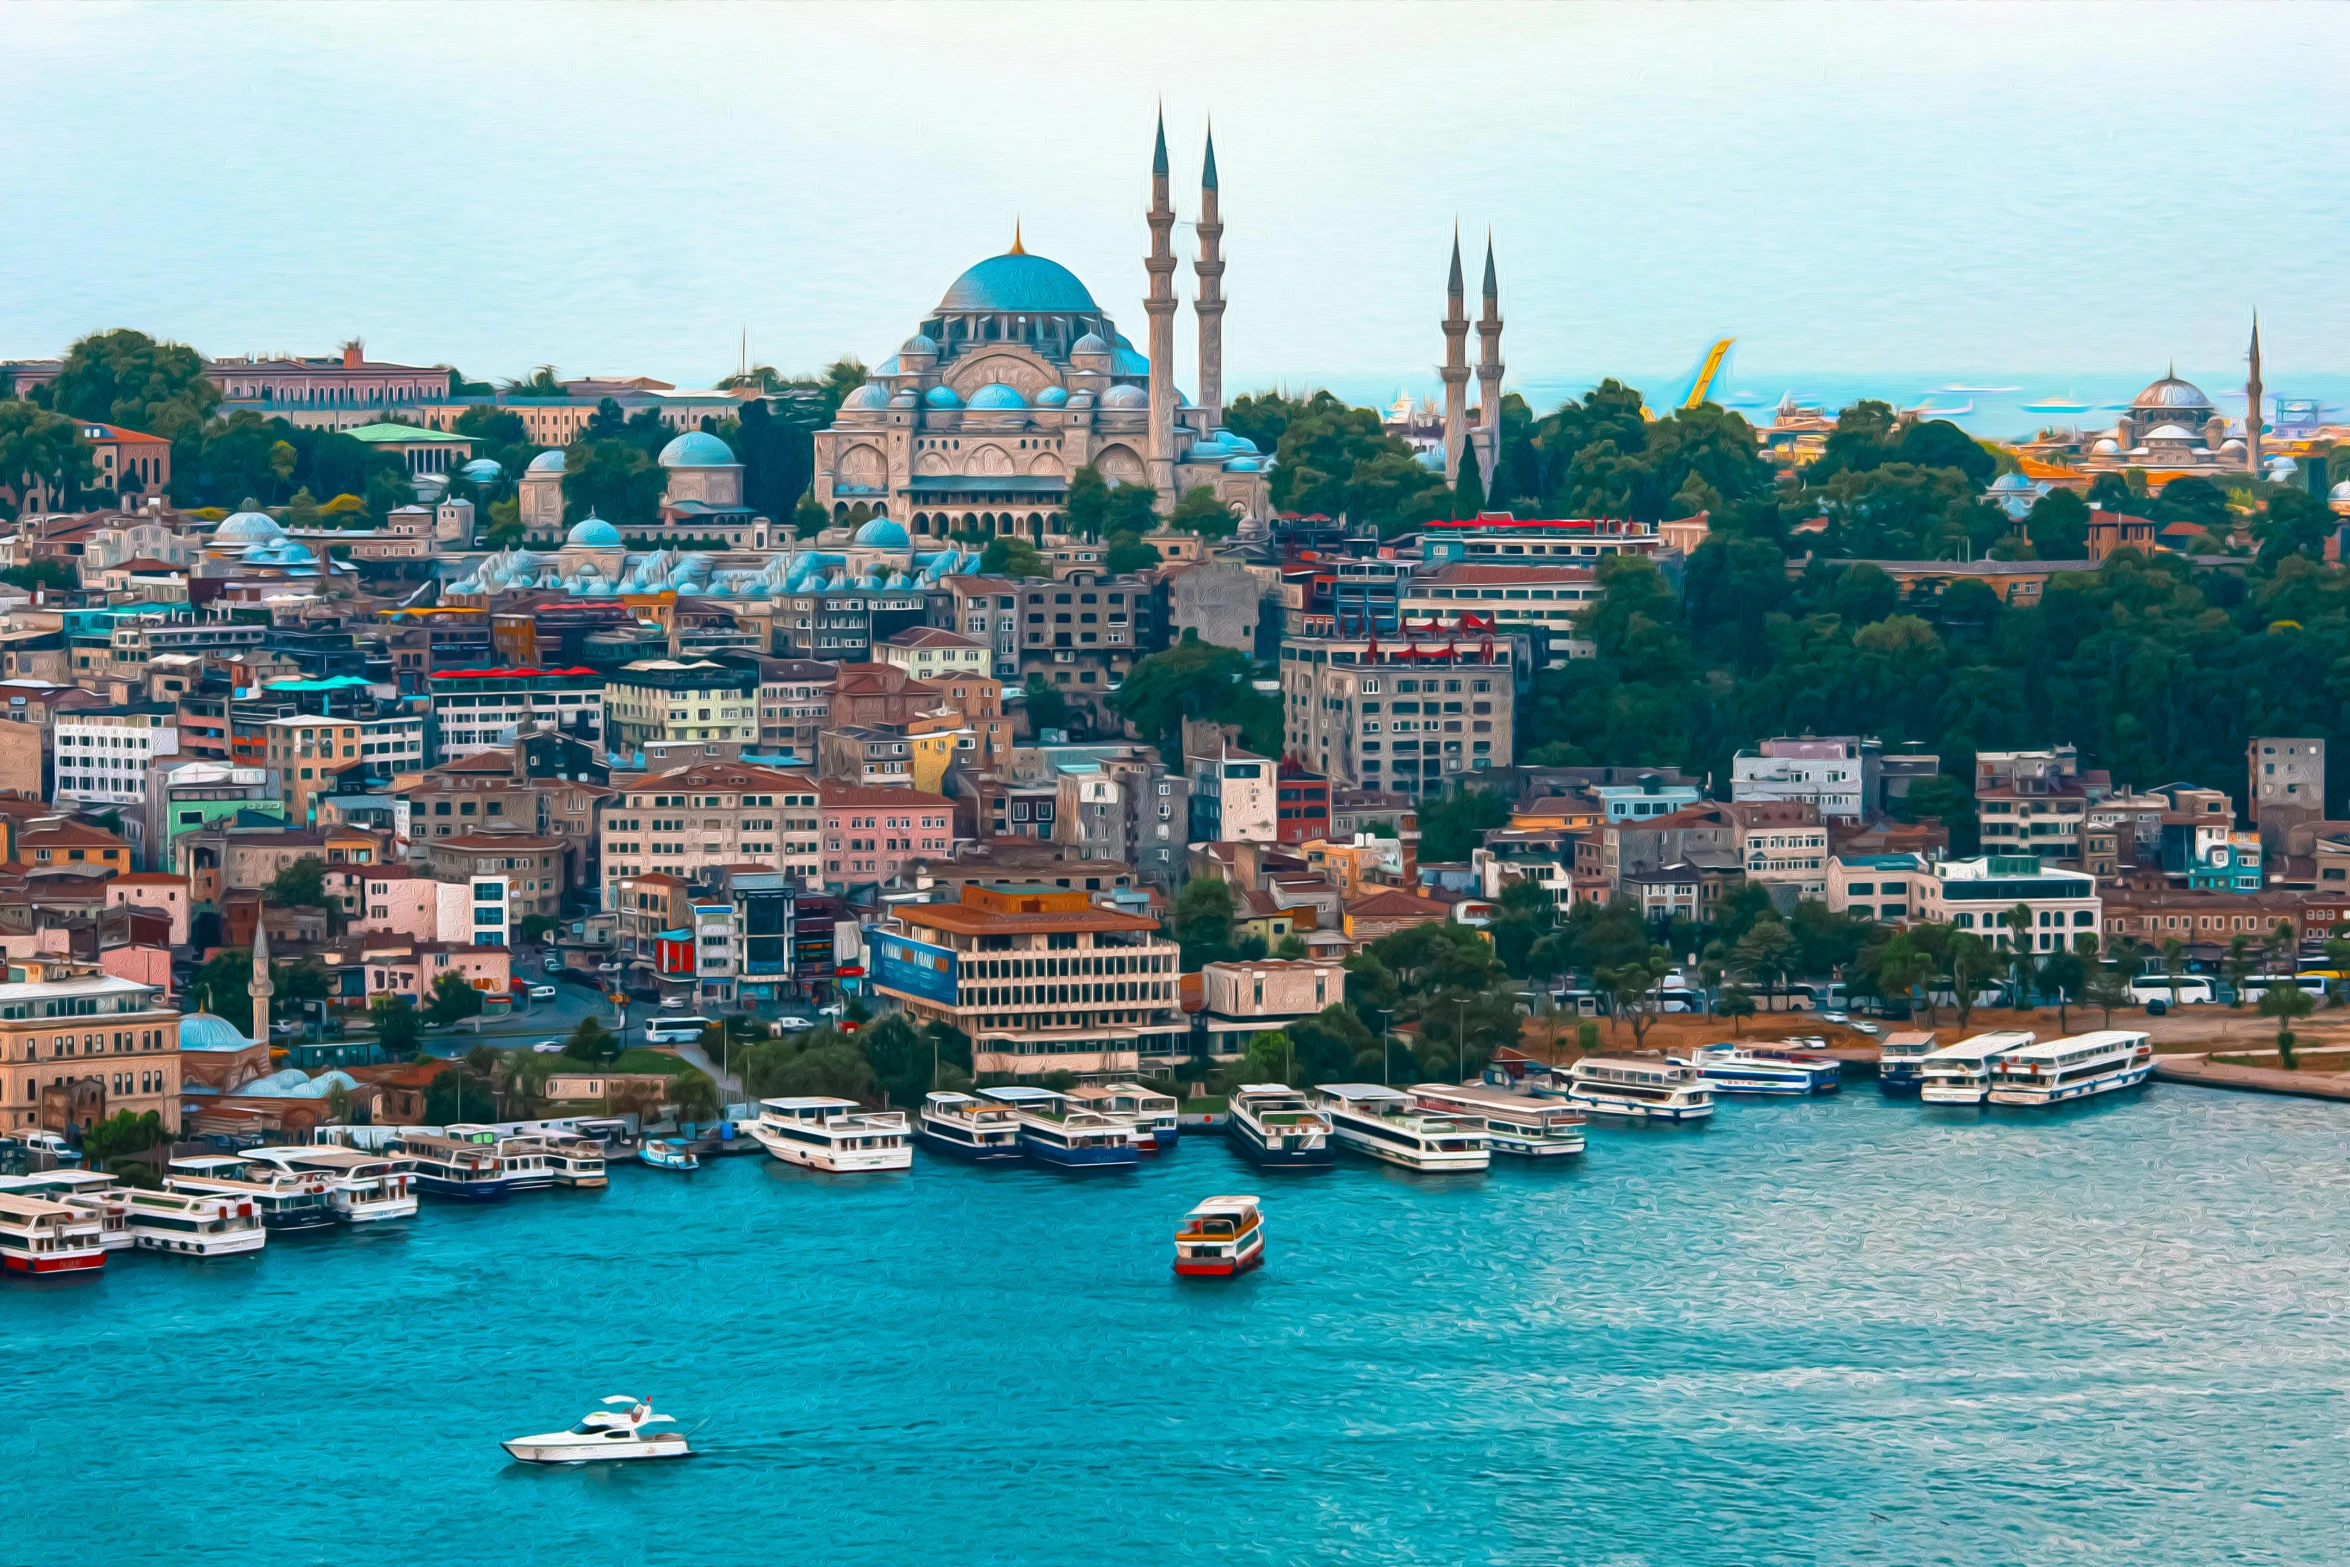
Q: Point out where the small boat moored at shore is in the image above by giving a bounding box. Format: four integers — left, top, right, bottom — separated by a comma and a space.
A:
1988, 1030, 2154, 1107
0, 1170, 133, 1249
1919, 1031, 2035, 1105
503, 1396, 693, 1464
1225, 1083, 1335, 1168
917, 1092, 1025, 1163
637, 1137, 701, 1172
748, 1097, 913, 1173
1071, 1083, 1181, 1151
1315, 1083, 1490, 1172
514, 1135, 609, 1189
123, 1188, 267, 1257
1677, 1044, 1829, 1097
1875, 1031, 1939, 1097
979, 1086, 1140, 1170
0, 1192, 107, 1274
1410, 1082, 1587, 1156
1563, 1057, 1714, 1123
1174, 1194, 1265, 1278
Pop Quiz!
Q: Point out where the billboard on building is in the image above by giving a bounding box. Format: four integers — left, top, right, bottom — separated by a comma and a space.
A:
871, 931, 958, 1006
656, 931, 695, 978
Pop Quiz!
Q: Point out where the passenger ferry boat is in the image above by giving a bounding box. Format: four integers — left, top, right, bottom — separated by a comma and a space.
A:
1918, 1031, 2035, 1105
0, 1193, 107, 1274
1225, 1083, 1335, 1169
1070, 1083, 1181, 1151
916, 1092, 1025, 1163
1677, 1043, 1836, 1097
165, 1156, 337, 1234
1314, 1083, 1490, 1172
0, 1170, 133, 1249
243, 1147, 418, 1223
1563, 1057, 1714, 1122
748, 1097, 913, 1173
123, 1188, 267, 1257
1173, 1194, 1265, 1278
448, 1127, 558, 1192
1988, 1030, 2155, 1107
978, 1086, 1140, 1170
390, 1133, 513, 1201
1874, 1031, 1938, 1097
510, 1135, 608, 1189
1409, 1083, 1587, 1156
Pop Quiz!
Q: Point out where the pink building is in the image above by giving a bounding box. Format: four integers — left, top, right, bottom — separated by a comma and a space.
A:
353, 866, 490, 945
820, 783, 955, 886
356, 937, 511, 1001
105, 872, 191, 947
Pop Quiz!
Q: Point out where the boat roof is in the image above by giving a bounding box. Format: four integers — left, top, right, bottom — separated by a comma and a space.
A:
923, 1091, 978, 1107
979, 1085, 1065, 1104
2004, 1030, 2148, 1059
0, 1169, 115, 1190
1413, 1081, 1570, 1110
0, 1192, 87, 1219
267, 1147, 388, 1170
1185, 1195, 1262, 1216
760, 1096, 860, 1110
1316, 1082, 1411, 1103
1924, 1030, 2036, 1059
1235, 1082, 1301, 1095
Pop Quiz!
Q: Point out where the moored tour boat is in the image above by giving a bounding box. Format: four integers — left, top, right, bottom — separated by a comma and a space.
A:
1563, 1057, 1714, 1122
1173, 1194, 1265, 1277
122, 1188, 267, 1257
1918, 1030, 2035, 1105
0, 1170, 133, 1249
1987, 1030, 2154, 1107
978, 1086, 1140, 1170
511, 1135, 609, 1189
637, 1137, 701, 1172
391, 1133, 513, 1201
1070, 1083, 1181, 1151
165, 1157, 337, 1234
1875, 1031, 1938, 1097
502, 1396, 693, 1464
243, 1147, 419, 1223
1225, 1083, 1335, 1169
748, 1097, 913, 1173
1410, 1082, 1587, 1156
0, 1193, 108, 1274
1727, 1040, 1843, 1092
1315, 1083, 1490, 1172
917, 1091, 1025, 1163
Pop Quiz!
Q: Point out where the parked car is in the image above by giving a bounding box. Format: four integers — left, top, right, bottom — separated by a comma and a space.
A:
659, 995, 689, 1010
531, 1039, 566, 1054
817, 1003, 846, 1019
775, 1014, 817, 1033
1849, 1020, 1881, 1037
528, 984, 558, 1001
1820, 1010, 1850, 1025
543, 954, 562, 973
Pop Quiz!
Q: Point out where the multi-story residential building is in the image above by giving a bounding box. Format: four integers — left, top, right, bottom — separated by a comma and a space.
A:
1418, 514, 1666, 565
1916, 854, 2100, 954
354, 864, 510, 946
2249, 736, 2326, 850
1731, 736, 1882, 823
1397, 564, 1597, 663
1974, 775, 2092, 867
1187, 730, 1277, 844
1195, 958, 1347, 1061
0, 965, 184, 1133
743, 656, 833, 762
1722, 800, 1830, 901
878, 626, 990, 685
1017, 571, 1160, 713
2100, 886, 2314, 949
1274, 760, 1330, 846
818, 726, 913, 787
428, 665, 605, 761
140, 760, 278, 874
1279, 623, 1514, 797
598, 761, 821, 908
1594, 804, 1739, 890
2159, 820, 2264, 892
869, 882, 1184, 1079
1472, 833, 1576, 915
693, 866, 796, 1005
771, 586, 929, 662
605, 658, 758, 750
16, 818, 133, 875
422, 830, 566, 927
820, 783, 953, 889
1826, 853, 1930, 922
926, 575, 1024, 680
53, 704, 179, 819
1592, 779, 1704, 822
395, 749, 610, 885
612, 873, 690, 977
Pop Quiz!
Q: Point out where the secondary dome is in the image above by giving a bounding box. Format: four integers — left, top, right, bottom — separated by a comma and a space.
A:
178, 1012, 251, 1051
658, 430, 736, 467
1989, 472, 2035, 492
901, 333, 940, 356
1101, 384, 1148, 409
924, 385, 964, 409
215, 504, 283, 544
968, 383, 1027, 410
567, 512, 623, 547
1071, 332, 1112, 356
843, 382, 891, 411
2331, 480, 2350, 500
938, 251, 1100, 315
460, 457, 504, 483
1035, 386, 1070, 408
854, 517, 910, 548
2133, 374, 2212, 409
526, 448, 567, 473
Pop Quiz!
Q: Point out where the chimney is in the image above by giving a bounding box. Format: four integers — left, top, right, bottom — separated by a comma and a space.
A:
341, 339, 363, 369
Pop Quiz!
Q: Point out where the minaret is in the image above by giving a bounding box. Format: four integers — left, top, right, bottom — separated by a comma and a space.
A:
1474, 233, 1505, 496
2245, 313, 2264, 476
247, 916, 274, 1048
1440, 228, 1470, 484
1144, 109, 1180, 507
1193, 124, 1226, 435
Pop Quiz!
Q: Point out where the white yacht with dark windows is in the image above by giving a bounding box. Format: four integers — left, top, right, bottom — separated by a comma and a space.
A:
1677, 1043, 1835, 1097
978, 1086, 1140, 1170
1411, 1082, 1587, 1156
123, 1188, 267, 1257
917, 1092, 1025, 1163
1225, 1083, 1336, 1169
1315, 1083, 1490, 1172
1918, 1031, 2035, 1105
391, 1132, 514, 1201
1563, 1057, 1714, 1122
0, 1170, 133, 1250
1070, 1083, 1181, 1151
1988, 1031, 2154, 1106
165, 1156, 337, 1234
0, 1193, 108, 1275
1875, 1031, 1938, 1097
448, 1126, 558, 1192
749, 1097, 914, 1173
243, 1146, 419, 1223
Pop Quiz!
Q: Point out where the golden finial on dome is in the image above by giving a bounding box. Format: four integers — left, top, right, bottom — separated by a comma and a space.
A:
1010, 218, 1026, 256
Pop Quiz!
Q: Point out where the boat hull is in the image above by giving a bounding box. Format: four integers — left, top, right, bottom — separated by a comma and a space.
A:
1693, 1070, 1814, 1096
1567, 1092, 1712, 1123
260, 1211, 339, 1234
1484, 1134, 1586, 1157
1920, 1084, 1989, 1105
1876, 1070, 1925, 1098
2, 1249, 105, 1274
414, 1176, 512, 1201
1175, 1238, 1265, 1278
1988, 1063, 2153, 1107
1016, 1131, 1137, 1169
501, 1435, 692, 1464
1225, 1119, 1335, 1168
916, 1125, 1025, 1163
1331, 1131, 1489, 1172
333, 1195, 419, 1223
636, 1150, 700, 1172
749, 1126, 911, 1173
132, 1230, 267, 1257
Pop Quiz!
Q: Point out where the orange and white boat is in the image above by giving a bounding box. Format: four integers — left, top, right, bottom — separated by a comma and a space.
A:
1173, 1195, 1265, 1278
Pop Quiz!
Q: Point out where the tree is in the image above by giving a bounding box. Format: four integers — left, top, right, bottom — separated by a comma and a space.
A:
187, 947, 256, 1037
1417, 787, 1511, 863
2038, 947, 2085, 1033
424, 972, 485, 1027
562, 1016, 623, 1066
1730, 917, 1797, 1010
0, 401, 95, 514
266, 856, 327, 911
424, 1067, 495, 1123
1601, 948, 1674, 1048
1168, 483, 1236, 540
670, 1070, 721, 1124
2160, 937, 2188, 1010
1718, 985, 1757, 1036
40, 328, 219, 444
2084, 962, 2133, 1028
370, 996, 423, 1057
84, 1109, 162, 1162
1108, 636, 1281, 758
2222, 933, 2254, 1007
561, 440, 664, 528
0, 560, 76, 593
1171, 877, 1237, 970
2258, 983, 2313, 1070
1450, 445, 1487, 520
1019, 672, 1069, 735
1104, 532, 1161, 573
1946, 933, 1997, 1030
859, 1013, 934, 1108
980, 535, 1045, 579
1064, 464, 1111, 540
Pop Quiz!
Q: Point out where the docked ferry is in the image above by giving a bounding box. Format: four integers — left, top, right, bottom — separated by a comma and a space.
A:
749, 1097, 914, 1173
1410, 1082, 1587, 1156
0, 1193, 108, 1274
165, 1157, 337, 1234
1874, 1031, 1939, 1097
243, 1147, 419, 1223
391, 1133, 514, 1201
0, 1171, 133, 1250
1677, 1044, 1831, 1097
1173, 1194, 1266, 1278
123, 1188, 268, 1257
978, 1086, 1140, 1170
1918, 1031, 2036, 1105
1225, 1083, 1336, 1169
917, 1092, 1025, 1163
1315, 1083, 1490, 1172
1071, 1083, 1182, 1151
1563, 1057, 1714, 1122
1721, 1041, 1843, 1092
448, 1127, 559, 1192
1987, 1030, 2155, 1107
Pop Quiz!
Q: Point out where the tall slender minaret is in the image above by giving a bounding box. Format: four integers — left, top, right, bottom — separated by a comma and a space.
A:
2245, 313, 2264, 476
1440, 228, 1470, 484
247, 916, 274, 1048
1475, 233, 1505, 495
1144, 109, 1179, 507
1193, 124, 1226, 435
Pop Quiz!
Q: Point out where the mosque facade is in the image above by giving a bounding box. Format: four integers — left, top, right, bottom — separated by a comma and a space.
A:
810, 117, 1272, 542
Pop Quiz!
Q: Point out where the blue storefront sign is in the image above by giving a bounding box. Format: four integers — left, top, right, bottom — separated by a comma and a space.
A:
871, 932, 959, 1006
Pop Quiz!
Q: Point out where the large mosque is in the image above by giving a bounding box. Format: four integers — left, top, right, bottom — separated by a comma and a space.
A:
811, 117, 1273, 541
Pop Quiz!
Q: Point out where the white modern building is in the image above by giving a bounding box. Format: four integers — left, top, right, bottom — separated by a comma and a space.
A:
1916, 854, 2101, 953
1731, 736, 1881, 823
54, 705, 179, 809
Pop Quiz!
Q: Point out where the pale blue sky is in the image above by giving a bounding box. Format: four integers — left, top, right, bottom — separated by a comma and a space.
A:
4, 0, 2344, 415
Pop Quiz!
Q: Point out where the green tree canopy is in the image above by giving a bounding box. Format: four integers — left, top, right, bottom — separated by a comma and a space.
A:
1109, 635, 1280, 757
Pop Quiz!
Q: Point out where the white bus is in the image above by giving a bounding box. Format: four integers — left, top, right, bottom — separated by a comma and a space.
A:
642, 1015, 714, 1045
2128, 976, 2213, 1006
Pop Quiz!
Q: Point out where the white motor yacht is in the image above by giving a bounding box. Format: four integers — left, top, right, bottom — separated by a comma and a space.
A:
1988, 1030, 2154, 1106
1563, 1057, 1713, 1122
243, 1146, 419, 1224
1410, 1082, 1587, 1156
0, 1171, 132, 1250
749, 1097, 913, 1173
502, 1396, 694, 1464
1315, 1083, 1490, 1172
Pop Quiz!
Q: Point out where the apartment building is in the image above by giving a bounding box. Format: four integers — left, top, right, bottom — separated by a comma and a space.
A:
2249, 736, 2326, 849
0, 967, 183, 1133
1731, 736, 1882, 823
744, 657, 833, 761
598, 761, 821, 908
818, 727, 913, 787
1825, 853, 1929, 921
422, 831, 564, 926
605, 658, 759, 750
1916, 854, 2100, 953
1017, 571, 1159, 710
1196, 958, 1348, 1059
820, 783, 954, 889
427, 666, 604, 761
53, 704, 178, 812
870, 882, 1183, 1079
879, 626, 990, 684
771, 586, 929, 662
927, 574, 1027, 679
1187, 727, 1277, 844
1722, 800, 1830, 900
1279, 624, 1514, 797
1397, 564, 1597, 663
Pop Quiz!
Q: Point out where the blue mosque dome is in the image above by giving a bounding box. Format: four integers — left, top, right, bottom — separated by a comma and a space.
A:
843, 382, 891, 411
1224, 457, 1263, 473
526, 448, 567, 473
567, 512, 623, 548
968, 383, 1027, 410
854, 517, 911, 548
658, 430, 736, 467
215, 504, 284, 544
901, 333, 940, 356
1221, 433, 1258, 454
1101, 384, 1148, 409
1035, 386, 1070, 408
178, 1013, 251, 1052
938, 250, 1100, 315
1989, 473, 2035, 493
460, 457, 504, 484
924, 385, 965, 410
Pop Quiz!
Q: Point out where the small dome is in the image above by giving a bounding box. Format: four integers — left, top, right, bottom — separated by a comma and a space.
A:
2330, 480, 2350, 501
2142, 423, 2197, 441
658, 430, 736, 467
1071, 332, 1111, 357
900, 333, 939, 357
526, 448, 568, 473
843, 382, 891, 411
2268, 456, 2299, 474
1220, 432, 1259, 454
1990, 472, 2034, 491
460, 457, 504, 483
889, 390, 919, 409
924, 385, 964, 410
215, 504, 284, 544
567, 512, 623, 548
1034, 386, 1070, 408
2220, 437, 2247, 452
1224, 457, 1263, 473
2091, 437, 2120, 454
1101, 384, 1148, 409
178, 1013, 252, 1051
968, 383, 1027, 410
2133, 375, 2213, 409
854, 517, 910, 548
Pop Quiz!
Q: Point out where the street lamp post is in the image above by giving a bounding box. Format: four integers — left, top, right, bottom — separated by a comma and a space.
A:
1376, 1007, 1395, 1086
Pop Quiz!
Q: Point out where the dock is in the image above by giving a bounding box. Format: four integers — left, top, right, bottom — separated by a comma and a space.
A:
2152, 1054, 2350, 1103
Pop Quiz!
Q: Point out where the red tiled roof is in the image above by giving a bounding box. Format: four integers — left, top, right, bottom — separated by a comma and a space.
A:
1346, 888, 1449, 918
821, 783, 951, 808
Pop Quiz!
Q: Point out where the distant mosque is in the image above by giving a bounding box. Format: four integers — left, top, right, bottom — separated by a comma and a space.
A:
2080, 319, 2296, 483
811, 115, 1273, 542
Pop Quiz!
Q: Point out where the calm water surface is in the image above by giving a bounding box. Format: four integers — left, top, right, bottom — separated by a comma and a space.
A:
5, 1088, 2345, 1566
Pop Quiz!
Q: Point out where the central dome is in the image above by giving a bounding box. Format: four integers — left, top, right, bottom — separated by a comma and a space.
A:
658, 430, 736, 467
567, 512, 623, 548
2133, 375, 2212, 409
938, 251, 1099, 315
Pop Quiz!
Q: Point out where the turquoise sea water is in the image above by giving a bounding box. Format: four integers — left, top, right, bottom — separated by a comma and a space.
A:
5, 1086, 2345, 1566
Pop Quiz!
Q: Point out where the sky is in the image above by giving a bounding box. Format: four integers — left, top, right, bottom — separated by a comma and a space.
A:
4, 1, 2346, 417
